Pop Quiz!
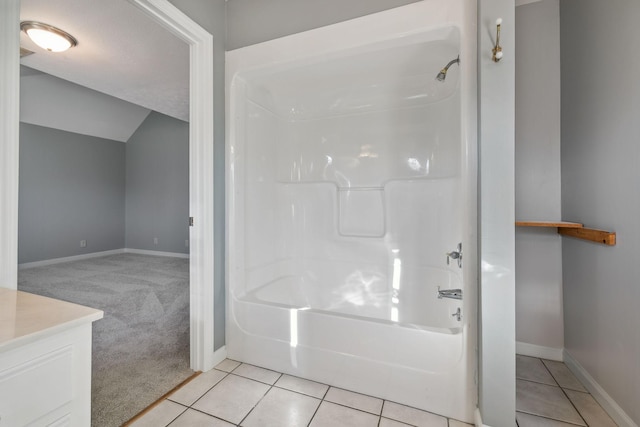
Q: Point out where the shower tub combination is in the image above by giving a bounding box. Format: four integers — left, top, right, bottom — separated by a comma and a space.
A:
226, 0, 477, 422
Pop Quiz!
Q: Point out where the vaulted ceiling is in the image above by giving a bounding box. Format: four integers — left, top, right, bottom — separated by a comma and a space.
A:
19, 0, 189, 141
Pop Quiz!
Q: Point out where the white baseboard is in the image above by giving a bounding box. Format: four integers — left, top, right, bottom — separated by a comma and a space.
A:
563, 350, 638, 427
474, 408, 492, 427
18, 249, 125, 269
516, 341, 563, 361
124, 248, 189, 259
19, 248, 189, 269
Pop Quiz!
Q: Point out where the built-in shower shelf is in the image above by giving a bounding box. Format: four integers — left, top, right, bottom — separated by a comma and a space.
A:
516, 221, 616, 246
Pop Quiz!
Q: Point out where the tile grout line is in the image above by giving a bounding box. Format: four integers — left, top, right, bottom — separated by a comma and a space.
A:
540, 359, 590, 394
230, 369, 391, 423
170, 364, 239, 424
156, 360, 468, 427
162, 406, 189, 427
517, 355, 561, 388
516, 375, 561, 388
235, 371, 284, 427
305, 380, 335, 427
321, 399, 383, 417
383, 398, 451, 425
271, 384, 326, 400
538, 357, 589, 427
540, 359, 590, 395
174, 405, 240, 426
517, 410, 588, 427
305, 396, 323, 427
557, 386, 590, 426
176, 370, 231, 410
226, 368, 389, 426
123, 371, 201, 426
219, 363, 270, 426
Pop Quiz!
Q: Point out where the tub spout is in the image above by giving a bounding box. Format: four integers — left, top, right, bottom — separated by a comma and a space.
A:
437, 287, 462, 300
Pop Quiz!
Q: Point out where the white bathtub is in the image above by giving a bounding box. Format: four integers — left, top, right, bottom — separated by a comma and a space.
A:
226, 0, 477, 421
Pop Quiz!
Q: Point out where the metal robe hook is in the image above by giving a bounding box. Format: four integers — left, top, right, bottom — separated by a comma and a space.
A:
492, 18, 503, 62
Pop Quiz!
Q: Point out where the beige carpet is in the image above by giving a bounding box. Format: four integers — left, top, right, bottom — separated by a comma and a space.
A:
19, 253, 193, 427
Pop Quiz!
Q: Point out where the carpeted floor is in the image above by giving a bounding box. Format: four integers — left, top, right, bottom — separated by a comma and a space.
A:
18, 253, 193, 427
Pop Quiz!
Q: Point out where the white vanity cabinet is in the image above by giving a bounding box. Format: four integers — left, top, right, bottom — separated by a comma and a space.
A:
0, 289, 103, 427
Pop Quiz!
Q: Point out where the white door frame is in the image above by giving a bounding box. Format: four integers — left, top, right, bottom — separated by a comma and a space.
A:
125, 0, 219, 372
0, 0, 20, 290
0, 0, 219, 372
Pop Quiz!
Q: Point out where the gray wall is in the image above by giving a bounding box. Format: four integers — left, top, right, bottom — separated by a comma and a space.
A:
515, 0, 564, 351
561, 0, 640, 423
226, 0, 421, 50
19, 113, 190, 263
18, 123, 125, 263
125, 112, 189, 254
478, 0, 516, 424
168, 0, 227, 350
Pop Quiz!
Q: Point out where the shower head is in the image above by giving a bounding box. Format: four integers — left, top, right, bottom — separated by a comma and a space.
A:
436, 56, 460, 82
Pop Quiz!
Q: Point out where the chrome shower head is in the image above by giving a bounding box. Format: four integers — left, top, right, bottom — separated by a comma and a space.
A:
436, 56, 460, 82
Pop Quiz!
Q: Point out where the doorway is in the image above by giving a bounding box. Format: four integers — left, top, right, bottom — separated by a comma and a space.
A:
0, 0, 218, 416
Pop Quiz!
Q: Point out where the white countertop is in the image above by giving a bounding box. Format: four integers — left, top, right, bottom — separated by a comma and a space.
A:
0, 288, 103, 352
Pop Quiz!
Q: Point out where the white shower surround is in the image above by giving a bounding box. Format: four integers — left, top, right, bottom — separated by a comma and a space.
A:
226, 0, 477, 422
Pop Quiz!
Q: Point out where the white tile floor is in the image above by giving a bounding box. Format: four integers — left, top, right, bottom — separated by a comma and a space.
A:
132, 355, 619, 426
516, 355, 618, 426
131, 359, 473, 427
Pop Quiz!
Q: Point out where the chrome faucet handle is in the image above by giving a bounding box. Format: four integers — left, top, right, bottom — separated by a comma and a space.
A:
446, 251, 460, 261
446, 243, 462, 268
438, 287, 463, 300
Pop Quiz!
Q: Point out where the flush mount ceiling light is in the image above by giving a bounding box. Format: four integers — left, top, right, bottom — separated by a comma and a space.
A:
20, 21, 78, 53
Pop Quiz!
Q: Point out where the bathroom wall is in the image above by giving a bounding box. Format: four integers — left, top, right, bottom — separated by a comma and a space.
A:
125, 112, 189, 254
18, 123, 126, 264
225, 0, 421, 50
561, 0, 640, 424
514, 0, 564, 354
478, 0, 516, 424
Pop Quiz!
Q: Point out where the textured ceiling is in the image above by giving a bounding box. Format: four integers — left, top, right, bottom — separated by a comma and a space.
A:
19, 0, 189, 122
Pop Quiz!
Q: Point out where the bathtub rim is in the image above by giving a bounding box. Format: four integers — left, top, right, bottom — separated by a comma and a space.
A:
234, 291, 464, 336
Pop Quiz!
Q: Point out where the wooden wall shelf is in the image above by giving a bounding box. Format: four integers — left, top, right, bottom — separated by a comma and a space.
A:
516, 220, 616, 246
515, 221, 583, 229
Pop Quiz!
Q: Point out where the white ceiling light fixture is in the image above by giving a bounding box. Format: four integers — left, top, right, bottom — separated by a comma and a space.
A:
21, 21, 78, 53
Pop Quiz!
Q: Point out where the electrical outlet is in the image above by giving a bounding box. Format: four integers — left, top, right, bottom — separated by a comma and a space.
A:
153, 237, 158, 245
185, 240, 189, 248
80, 240, 87, 248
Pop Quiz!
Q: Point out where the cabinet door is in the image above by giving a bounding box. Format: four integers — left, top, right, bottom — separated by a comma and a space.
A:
0, 345, 74, 426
